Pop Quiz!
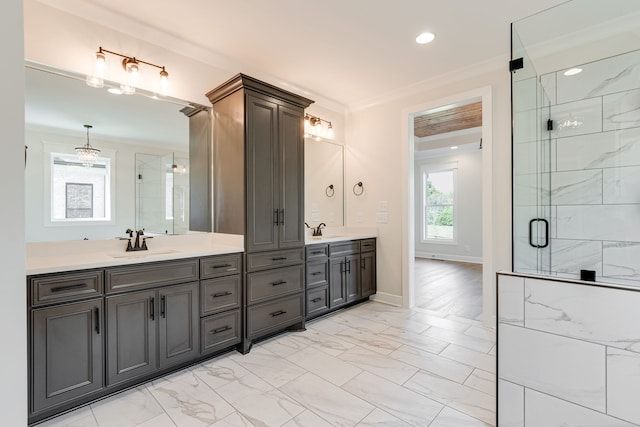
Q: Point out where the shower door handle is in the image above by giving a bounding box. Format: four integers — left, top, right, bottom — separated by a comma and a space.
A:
528, 218, 549, 248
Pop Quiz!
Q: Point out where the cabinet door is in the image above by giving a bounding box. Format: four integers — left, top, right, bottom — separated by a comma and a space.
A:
361, 251, 376, 298
278, 104, 305, 248
32, 299, 103, 413
345, 255, 361, 303
246, 93, 279, 253
106, 290, 157, 386
158, 282, 199, 369
329, 258, 346, 308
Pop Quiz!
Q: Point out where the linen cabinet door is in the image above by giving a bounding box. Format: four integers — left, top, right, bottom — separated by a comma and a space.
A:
158, 282, 199, 369
329, 258, 347, 308
106, 290, 157, 386
361, 250, 376, 298
32, 299, 104, 413
345, 254, 361, 303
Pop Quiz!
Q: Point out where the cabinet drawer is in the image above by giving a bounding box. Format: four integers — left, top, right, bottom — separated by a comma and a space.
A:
247, 265, 304, 304
246, 248, 304, 272
30, 270, 103, 306
200, 254, 242, 279
360, 239, 376, 253
307, 286, 329, 318
247, 294, 303, 339
329, 241, 359, 257
306, 244, 328, 261
105, 259, 199, 294
201, 310, 241, 355
306, 261, 328, 288
201, 275, 241, 316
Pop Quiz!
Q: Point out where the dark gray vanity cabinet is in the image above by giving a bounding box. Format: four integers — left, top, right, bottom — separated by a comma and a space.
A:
305, 244, 330, 318
360, 239, 377, 298
329, 241, 361, 308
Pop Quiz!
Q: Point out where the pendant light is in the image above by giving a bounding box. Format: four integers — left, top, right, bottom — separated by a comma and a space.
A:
75, 124, 101, 167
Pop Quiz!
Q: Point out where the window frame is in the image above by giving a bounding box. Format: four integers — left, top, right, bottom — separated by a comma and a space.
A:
420, 163, 458, 245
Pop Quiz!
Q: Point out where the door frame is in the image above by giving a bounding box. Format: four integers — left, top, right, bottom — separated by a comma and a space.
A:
400, 86, 494, 325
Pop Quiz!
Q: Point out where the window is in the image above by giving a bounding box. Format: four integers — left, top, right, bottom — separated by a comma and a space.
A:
422, 167, 456, 242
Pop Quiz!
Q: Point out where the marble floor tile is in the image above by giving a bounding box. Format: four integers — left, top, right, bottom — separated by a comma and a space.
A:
36, 407, 98, 427
230, 346, 306, 388
208, 412, 255, 427
337, 345, 418, 385
138, 413, 178, 427
379, 326, 449, 355
347, 308, 429, 334
404, 370, 496, 426
464, 369, 496, 396
280, 372, 375, 426
281, 410, 333, 427
328, 312, 390, 333
335, 327, 404, 355
440, 344, 496, 374
388, 345, 474, 384
355, 408, 412, 426
285, 328, 356, 357
191, 357, 251, 390
429, 407, 492, 427
305, 317, 351, 335
216, 373, 304, 426
286, 346, 362, 386
409, 311, 471, 333
90, 386, 164, 427
464, 326, 496, 343
422, 325, 494, 353
343, 371, 443, 427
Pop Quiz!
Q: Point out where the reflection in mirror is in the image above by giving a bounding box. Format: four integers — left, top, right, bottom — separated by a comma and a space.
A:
304, 138, 344, 227
24, 62, 204, 242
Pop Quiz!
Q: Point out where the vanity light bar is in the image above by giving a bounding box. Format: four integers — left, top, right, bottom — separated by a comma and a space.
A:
304, 113, 334, 140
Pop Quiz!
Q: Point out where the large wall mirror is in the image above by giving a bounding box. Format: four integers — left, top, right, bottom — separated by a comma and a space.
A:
304, 138, 344, 227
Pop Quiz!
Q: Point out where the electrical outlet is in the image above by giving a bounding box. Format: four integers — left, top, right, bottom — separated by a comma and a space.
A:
356, 212, 364, 223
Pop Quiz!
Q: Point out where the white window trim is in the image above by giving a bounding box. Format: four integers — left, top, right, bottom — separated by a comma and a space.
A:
43, 141, 117, 227
420, 162, 458, 245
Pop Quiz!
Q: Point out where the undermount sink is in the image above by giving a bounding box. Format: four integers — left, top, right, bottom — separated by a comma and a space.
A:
109, 249, 181, 259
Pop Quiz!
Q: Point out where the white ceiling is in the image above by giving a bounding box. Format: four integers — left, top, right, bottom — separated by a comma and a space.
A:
37, 0, 570, 110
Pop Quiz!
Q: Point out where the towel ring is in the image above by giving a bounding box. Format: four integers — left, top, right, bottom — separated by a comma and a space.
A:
353, 181, 364, 196
325, 184, 335, 198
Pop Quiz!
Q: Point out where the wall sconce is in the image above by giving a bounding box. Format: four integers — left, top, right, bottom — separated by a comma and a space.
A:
86, 47, 169, 96
75, 124, 101, 167
304, 113, 334, 140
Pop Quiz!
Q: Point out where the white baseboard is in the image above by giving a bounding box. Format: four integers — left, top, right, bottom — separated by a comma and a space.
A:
370, 292, 402, 307
415, 252, 482, 264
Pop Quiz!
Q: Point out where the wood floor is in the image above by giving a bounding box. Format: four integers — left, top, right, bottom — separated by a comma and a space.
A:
415, 258, 483, 321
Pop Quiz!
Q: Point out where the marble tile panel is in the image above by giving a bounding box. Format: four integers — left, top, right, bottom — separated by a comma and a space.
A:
556, 49, 640, 103
388, 345, 474, 384
137, 413, 177, 427
513, 141, 546, 176
216, 373, 304, 426
524, 387, 637, 427
337, 345, 418, 385
36, 407, 98, 427
355, 408, 412, 426
512, 108, 539, 144
603, 241, 640, 283
422, 325, 494, 353
512, 76, 539, 113
430, 406, 491, 427
191, 357, 251, 390
284, 328, 356, 357
603, 88, 640, 131
603, 166, 640, 204
209, 412, 255, 427
556, 127, 640, 171
286, 346, 361, 386
441, 344, 496, 374
335, 327, 404, 355
280, 372, 374, 427
525, 277, 640, 352
607, 347, 640, 425
497, 275, 524, 326
378, 326, 449, 355
90, 386, 164, 427
229, 346, 306, 388
343, 371, 442, 426
464, 369, 495, 396
550, 169, 602, 205
147, 371, 235, 426
556, 204, 640, 242
513, 173, 546, 207
497, 380, 523, 427
282, 410, 333, 427
404, 370, 495, 426
499, 323, 605, 411
550, 239, 602, 276
541, 72, 557, 106
550, 97, 602, 139
408, 311, 471, 333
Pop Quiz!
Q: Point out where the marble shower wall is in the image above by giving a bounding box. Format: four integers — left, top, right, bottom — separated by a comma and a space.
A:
516, 49, 640, 286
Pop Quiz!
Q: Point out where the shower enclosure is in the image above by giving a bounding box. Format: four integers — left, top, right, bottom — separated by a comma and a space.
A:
512, 0, 640, 287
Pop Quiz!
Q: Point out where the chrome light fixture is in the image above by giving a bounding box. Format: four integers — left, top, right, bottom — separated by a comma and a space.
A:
75, 124, 101, 167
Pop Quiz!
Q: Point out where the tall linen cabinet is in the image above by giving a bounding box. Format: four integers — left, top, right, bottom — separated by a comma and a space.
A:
206, 74, 313, 353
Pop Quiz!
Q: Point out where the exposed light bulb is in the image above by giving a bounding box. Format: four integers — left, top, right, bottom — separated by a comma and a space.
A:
120, 83, 135, 95
327, 122, 334, 139
159, 67, 169, 95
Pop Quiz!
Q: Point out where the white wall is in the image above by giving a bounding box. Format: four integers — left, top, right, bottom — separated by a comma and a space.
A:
415, 149, 483, 262
25, 128, 187, 242
1, 0, 27, 424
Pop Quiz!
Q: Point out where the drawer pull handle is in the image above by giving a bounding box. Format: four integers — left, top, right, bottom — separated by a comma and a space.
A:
311, 272, 322, 276
150, 297, 155, 320
210, 325, 232, 335
272, 280, 287, 286
211, 263, 233, 269
311, 251, 323, 255
94, 307, 100, 334
51, 283, 87, 292
272, 257, 287, 261
212, 291, 232, 298
270, 310, 287, 317
311, 297, 322, 303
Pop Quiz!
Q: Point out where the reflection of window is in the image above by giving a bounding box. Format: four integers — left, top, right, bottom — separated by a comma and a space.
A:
422, 168, 456, 242
51, 153, 111, 222
65, 183, 93, 218
165, 171, 174, 220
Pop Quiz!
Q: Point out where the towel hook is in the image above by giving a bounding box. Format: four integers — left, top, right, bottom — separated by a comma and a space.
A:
353, 181, 364, 196
325, 184, 335, 197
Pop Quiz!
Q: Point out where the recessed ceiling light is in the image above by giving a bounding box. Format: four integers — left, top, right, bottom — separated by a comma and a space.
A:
450, 146, 458, 150
416, 32, 435, 45
563, 68, 583, 76
107, 87, 123, 95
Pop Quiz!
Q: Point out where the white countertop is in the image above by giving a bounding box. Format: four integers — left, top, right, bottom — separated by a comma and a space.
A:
26, 232, 244, 275
304, 226, 377, 245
